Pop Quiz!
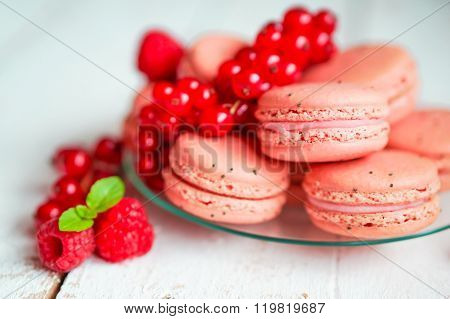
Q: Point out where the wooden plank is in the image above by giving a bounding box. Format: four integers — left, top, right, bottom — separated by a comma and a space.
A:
57, 203, 337, 298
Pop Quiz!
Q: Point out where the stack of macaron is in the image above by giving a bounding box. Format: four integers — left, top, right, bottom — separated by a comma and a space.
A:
125, 6, 448, 240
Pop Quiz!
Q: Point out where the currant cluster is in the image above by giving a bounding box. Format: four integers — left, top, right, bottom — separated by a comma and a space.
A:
137, 77, 257, 189
35, 137, 122, 227
215, 7, 337, 100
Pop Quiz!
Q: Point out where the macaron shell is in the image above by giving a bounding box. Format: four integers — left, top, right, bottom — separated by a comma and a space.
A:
439, 171, 450, 191
260, 130, 389, 163
303, 150, 440, 195
170, 133, 289, 199
179, 33, 247, 82
306, 196, 440, 239
389, 109, 450, 157
163, 168, 286, 224
256, 83, 388, 122
387, 84, 417, 123
303, 44, 418, 103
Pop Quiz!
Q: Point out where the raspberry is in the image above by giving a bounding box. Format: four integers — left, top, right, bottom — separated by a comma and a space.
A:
37, 219, 95, 272
137, 30, 184, 81
94, 198, 154, 262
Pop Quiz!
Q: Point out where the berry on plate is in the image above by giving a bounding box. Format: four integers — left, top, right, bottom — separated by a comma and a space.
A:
37, 219, 95, 272
137, 30, 184, 81
94, 198, 154, 262
35, 199, 62, 228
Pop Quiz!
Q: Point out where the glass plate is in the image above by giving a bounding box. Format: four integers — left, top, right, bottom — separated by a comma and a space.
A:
123, 152, 450, 246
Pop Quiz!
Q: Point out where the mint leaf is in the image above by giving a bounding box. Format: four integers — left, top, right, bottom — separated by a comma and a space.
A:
74, 205, 97, 219
58, 207, 94, 232
86, 176, 125, 213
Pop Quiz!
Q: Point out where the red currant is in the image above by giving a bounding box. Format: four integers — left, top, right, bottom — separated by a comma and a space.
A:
53, 176, 84, 207
138, 126, 159, 152
35, 199, 62, 227
230, 100, 257, 124
52, 148, 92, 178
215, 59, 243, 97
144, 174, 165, 192
93, 137, 122, 165
199, 104, 235, 137
137, 153, 160, 176
193, 84, 218, 110
153, 81, 175, 102
314, 9, 337, 34
309, 31, 336, 63
177, 77, 201, 95
162, 88, 193, 117
281, 33, 310, 68
138, 104, 159, 124
271, 57, 302, 85
282, 7, 313, 34
235, 47, 259, 67
156, 112, 181, 142
231, 69, 271, 100
254, 22, 284, 48
255, 48, 282, 81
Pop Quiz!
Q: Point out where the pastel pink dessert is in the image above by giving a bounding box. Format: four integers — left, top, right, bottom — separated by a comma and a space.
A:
303, 150, 441, 239
163, 133, 289, 224
255, 83, 390, 162
303, 44, 418, 123
389, 109, 450, 191
177, 33, 247, 82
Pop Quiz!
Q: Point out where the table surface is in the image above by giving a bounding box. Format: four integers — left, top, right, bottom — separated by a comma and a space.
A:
1, 0, 449, 299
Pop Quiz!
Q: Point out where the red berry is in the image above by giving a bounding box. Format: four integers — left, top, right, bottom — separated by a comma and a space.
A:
255, 22, 284, 48
94, 198, 154, 262
138, 104, 159, 124
144, 174, 165, 192
35, 200, 62, 228
53, 176, 84, 207
230, 100, 257, 124
271, 57, 302, 85
53, 148, 92, 178
314, 9, 337, 34
199, 104, 235, 137
235, 47, 259, 67
137, 152, 160, 176
215, 59, 243, 97
156, 112, 181, 142
137, 30, 183, 81
138, 126, 159, 152
152, 81, 175, 102
193, 84, 218, 110
231, 69, 271, 100
162, 88, 193, 117
255, 48, 282, 80
37, 219, 95, 272
282, 7, 313, 34
309, 31, 336, 63
177, 77, 201, 94
93, 137, 122, 165
281, 33, 311, 68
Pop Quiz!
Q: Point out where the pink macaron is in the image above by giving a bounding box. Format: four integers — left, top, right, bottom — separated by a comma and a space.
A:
163, 132, 289, 224
302, 150, 441, 239
255, 83, 390, 162
303, 44, 418, 123
177, 33, 247, 82
389, 109, 450, 191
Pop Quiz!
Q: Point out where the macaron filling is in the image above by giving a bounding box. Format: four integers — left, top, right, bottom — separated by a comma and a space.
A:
261, 119, 386, 132
307, 195, 429, 214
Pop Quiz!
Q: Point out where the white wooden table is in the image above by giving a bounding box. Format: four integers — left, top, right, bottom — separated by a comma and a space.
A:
1, 0, 449, 299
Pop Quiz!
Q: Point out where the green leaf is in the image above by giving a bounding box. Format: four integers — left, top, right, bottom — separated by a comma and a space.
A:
74, 205, 97, 219
86, 176, 125, 213
58, 207, 94, 232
